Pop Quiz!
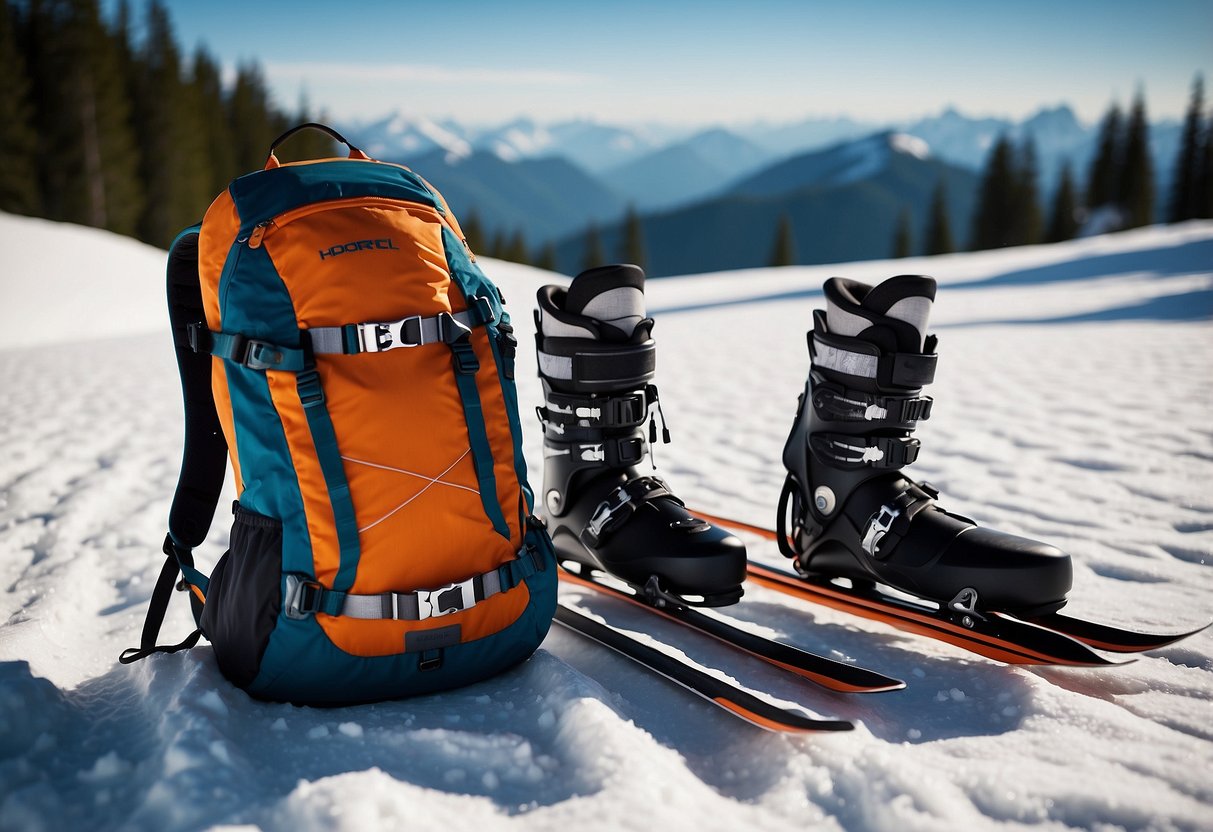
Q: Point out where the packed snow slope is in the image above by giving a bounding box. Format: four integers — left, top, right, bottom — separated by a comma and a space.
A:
1, 211, 1211, 832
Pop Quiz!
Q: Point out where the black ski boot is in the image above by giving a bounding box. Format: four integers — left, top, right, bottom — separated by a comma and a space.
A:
780, 275, 1072, 617
536, 264, 746, 607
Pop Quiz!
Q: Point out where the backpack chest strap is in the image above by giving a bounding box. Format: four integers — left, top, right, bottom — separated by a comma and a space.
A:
188, 298, 495, 370
309, 298, 494, 355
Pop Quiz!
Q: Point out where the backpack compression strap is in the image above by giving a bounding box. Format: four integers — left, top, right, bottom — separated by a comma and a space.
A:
120, 225, 227, 665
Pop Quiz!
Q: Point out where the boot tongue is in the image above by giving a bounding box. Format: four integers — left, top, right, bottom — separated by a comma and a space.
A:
825, 274, 936, 352
566, 264, 646, 339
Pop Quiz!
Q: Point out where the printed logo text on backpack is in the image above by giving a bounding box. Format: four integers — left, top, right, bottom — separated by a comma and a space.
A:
318, 238, 400, 260
120, 122, 557, 706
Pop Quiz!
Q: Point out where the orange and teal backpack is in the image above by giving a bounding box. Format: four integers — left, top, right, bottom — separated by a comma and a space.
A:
121, 123, 557, 704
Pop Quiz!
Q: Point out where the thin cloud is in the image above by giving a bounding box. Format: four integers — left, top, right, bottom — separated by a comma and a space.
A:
266, 61, 597, 87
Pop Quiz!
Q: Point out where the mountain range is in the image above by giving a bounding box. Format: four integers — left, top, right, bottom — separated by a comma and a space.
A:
343, 106, 1182, 276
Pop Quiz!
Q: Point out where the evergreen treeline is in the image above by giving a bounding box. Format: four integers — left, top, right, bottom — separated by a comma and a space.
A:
1, 0, 335, 248
4, 7, 1211, 269
969, 78, 1213, 252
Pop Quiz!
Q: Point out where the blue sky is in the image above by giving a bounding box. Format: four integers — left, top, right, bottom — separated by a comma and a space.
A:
150, 0, 1212, 126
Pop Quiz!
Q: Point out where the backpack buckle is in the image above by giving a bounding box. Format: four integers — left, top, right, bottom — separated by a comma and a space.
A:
358, 316, 423, 352
284, 574, 326, 619
243, 339, 285, 370
415, 578, 476, 620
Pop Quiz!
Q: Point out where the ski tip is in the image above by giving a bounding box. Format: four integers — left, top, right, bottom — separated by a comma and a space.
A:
712, 696, 853, 733
1096, 620, 1208, 654
1032, 613, 1212, 654
778, 661, 907, 694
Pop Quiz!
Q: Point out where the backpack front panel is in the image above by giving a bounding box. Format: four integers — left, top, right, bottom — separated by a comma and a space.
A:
195, 158, 550, 689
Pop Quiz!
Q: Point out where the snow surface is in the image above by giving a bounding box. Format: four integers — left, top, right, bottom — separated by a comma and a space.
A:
1, 213, 1212, 831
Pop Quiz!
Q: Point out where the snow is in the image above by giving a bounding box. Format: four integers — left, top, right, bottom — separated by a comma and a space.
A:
1, 212, 1212, 831
829, 131, 931, 187
888, 132, 930, 160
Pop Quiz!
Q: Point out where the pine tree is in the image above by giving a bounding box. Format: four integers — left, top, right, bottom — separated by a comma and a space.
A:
1086, 104, 1123, 211
534, 242, 557, 272
582, 223, 604, 271
769, 213, 796, 266
970, 135, 1016, 250
1046, 162, 1080, 243
924, 182, 955, 255
1197, 115, 1213, 219
190, 46, 236, 198
461, 209, 486, 254
620, 205, 647, 270
227, 62, 278, 174
1169, 76, 1204, 223
274, 92, 337, 164
133, 0, 210, 246
892, 209, 912, 258
503, 230, 529, 264
1118, 91, 1154, 229
1015, 138, 1043, 245
47, 0, 143, 234
489, 230, 506, 259
0, 2, 40, 214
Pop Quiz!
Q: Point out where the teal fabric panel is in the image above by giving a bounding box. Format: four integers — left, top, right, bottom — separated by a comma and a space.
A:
227, 160, 440, 232
217, 233, 314, 575
441, 227, 534, 516
248, 530, 557, 704
449, 341, 511, 539
221, 367, 313, 576
296, 370, 360, 592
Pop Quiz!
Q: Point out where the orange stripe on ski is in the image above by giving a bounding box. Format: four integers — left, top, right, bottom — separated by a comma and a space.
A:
711, 697, 821, 733
745, 562, 1086, 666
559, 569, 884, 693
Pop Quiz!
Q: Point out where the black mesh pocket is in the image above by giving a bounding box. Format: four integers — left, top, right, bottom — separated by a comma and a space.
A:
200, 505, 283, 688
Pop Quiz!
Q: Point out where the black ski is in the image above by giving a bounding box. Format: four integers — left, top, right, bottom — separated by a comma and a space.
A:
560, 567, 904, 693
553, 602, 853, 733
694, 508, 1207, 662
1030, 611, 1209, 653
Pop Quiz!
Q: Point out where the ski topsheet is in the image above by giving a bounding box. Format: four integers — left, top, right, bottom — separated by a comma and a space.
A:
692, 509, 1206, 663
560, 567, 904, 693
553, 602, 853, 733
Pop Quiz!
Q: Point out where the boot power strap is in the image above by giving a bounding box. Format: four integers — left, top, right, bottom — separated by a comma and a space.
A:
811, 380, 933, 426
537, 338, 656, 392
809, 432, 921, 470
810, 331, 937, 389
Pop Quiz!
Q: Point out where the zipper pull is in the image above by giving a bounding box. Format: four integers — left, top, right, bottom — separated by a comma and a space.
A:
248, 221, 271, 249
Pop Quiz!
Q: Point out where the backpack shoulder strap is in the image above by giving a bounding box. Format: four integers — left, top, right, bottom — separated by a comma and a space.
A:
120, 224, 227, 664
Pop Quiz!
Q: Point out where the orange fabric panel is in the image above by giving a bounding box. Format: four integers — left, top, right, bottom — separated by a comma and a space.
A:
260, 199, 519, 594
317, 583, 531, 657
199, 193, 244, 493
266, 370, 341, 584
211, 359, 243, 494
198, 192, 240, 330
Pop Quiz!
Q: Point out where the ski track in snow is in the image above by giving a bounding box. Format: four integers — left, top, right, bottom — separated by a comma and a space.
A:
1, 213, 1212, 831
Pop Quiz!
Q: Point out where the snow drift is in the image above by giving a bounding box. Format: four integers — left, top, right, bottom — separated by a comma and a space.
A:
1, 213, 1211, 831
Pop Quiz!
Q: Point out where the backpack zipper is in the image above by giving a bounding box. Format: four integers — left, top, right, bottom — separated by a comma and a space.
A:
245, 196, 458, 250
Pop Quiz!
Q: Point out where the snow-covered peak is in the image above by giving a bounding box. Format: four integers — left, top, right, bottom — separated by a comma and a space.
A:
475, 118, 556, 162
350, 112, 472, 162
889, 132, 930, 160
830, 131, 932, 185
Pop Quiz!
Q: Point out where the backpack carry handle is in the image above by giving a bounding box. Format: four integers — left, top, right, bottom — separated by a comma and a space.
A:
265, 122, 371, 169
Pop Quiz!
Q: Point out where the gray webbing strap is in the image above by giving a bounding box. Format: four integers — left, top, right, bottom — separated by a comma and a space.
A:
284, 545, 542, 621
340, 570, 497, 620
812, 335, 878, 379
309, 304, 489, 355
